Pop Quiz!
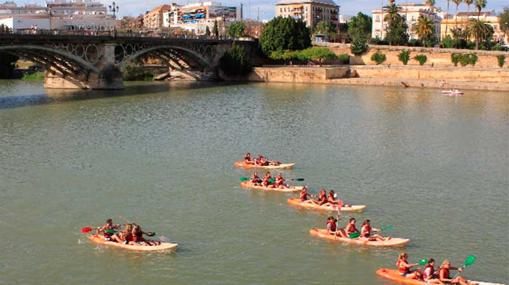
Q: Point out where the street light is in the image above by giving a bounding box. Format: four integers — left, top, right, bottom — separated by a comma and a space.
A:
108, 1, 119, 18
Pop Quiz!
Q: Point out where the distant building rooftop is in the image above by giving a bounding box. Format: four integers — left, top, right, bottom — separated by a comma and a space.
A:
276, 0, 338, 6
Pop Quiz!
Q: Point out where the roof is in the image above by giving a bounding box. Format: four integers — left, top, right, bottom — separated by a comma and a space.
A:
276, 0, 338, 7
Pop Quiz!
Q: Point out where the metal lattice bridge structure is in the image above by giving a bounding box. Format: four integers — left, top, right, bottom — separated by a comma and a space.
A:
0, 34, 257, 89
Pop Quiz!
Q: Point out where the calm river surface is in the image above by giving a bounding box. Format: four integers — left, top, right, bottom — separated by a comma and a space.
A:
0, 81, 507, 285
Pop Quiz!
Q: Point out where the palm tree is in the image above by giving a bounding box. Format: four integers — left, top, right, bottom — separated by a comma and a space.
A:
452, 0, 462, 28
475, 0, 487, 19
415, 15, 435, 46
464, 0, 473, 12
467, 18, 493, 49
425, 0, 435, 7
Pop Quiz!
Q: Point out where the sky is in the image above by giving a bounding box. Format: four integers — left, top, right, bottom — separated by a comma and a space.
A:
13, 0, 509, 19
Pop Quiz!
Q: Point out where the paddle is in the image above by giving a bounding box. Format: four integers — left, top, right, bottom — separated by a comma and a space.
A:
240, 177, 305, 182
453, 255, 477, 279
81, 226, 93, 234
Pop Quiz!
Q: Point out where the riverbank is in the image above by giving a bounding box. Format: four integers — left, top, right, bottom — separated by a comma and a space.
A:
247, 65, 509, 92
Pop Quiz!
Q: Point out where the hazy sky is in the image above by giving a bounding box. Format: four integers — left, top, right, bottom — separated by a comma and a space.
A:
15, 0, 509, 19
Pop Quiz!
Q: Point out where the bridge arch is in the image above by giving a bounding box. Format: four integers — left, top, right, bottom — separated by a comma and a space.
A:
119, 45, 213, 70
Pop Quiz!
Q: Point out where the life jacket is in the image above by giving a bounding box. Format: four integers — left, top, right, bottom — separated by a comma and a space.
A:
327, 220, 337, 232
346, 223, 358, 234
361, 224, 371, 238
439, 267, 450, 280
423, 265, 435, 280
300, 192, 308, 201
397, 259, 410, 274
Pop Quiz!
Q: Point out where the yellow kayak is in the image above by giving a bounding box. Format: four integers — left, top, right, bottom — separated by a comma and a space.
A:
88, 234, 178, 252
287, 198, 366, 212
234, 160, 295, 169
240, 181, 303, 192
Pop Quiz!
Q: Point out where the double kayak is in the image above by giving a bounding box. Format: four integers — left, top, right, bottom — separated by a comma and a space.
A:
240, 181, 303, 192
234, 161, 295, 170
88, 234, 178, 252
309, 228, 410, 247
287, 198, 366, 212
376, 268, 505, 285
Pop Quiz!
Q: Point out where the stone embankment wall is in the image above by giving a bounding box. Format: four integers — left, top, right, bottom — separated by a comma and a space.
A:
248, 66, 350, 83
318, 43, 509, 69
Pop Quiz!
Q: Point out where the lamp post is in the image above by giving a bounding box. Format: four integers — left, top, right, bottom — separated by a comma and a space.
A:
108, 1, 119, 18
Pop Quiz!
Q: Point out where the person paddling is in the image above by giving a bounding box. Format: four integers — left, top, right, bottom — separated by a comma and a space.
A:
423, 258, 443, 284
262, 171, 273, 187
345, 217, 360, 237
274, 173, 288, 189
326, 216, 337, 234
97, 218, 120, 241
299, 186, 310, 201
251, 172, 262, 185
244, 152, 254, 164
396, 252, 421, 279
313, 189, 327, 206
438, 259, 471, 285
360, 219, 388, 241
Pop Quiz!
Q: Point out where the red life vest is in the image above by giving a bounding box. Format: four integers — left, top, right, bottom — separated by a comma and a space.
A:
423, 265, 435, 279
327, 220, 337, 232
346, 223, 358, 234
361, 224, 372, 237
397, 260, 410, 274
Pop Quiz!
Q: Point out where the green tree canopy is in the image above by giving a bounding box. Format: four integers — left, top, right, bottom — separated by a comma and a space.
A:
467, 19, 494, 49
384, 3, 409, 45
415, 15, 436, 47
500, 7, 509, 39
347, 12, 372, 39
219, 44, 252, 76
259, 16, 311, 55
228, 21, 246, 38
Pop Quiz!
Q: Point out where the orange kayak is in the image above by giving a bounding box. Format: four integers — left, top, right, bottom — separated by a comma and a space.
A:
376, 268, 505, 285
240, 181, 303, 192
88, 234, 178, 252
309, 228, 410, 247
287, 198, 366, 212
234, 160, 295, 169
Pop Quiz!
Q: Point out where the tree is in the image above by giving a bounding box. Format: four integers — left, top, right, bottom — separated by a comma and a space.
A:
475, 0, 487, 18
415, 15, 436, 47
350, 36, 369, 55
347, 12, 372, 39
205, 26, 211, 37
213, 20, 219, 38
500, 7, 509, 41
219, 44, 252, 76
0, 52, 18, 78
467, 19, 494, 49
384, 3, 409, 45
259, 16, 311, 55
464, 0, 473, 12
425, 0, 435, 6
228, 21, 246, 38
314, 20, 335, 40
452, 0, 462, 28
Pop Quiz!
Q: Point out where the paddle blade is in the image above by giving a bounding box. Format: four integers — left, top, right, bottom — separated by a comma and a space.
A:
419, 259, 428, 266
240, 177, 250, 182
268, 178, 275, 184
348, 232, 360, 239
81, 227, 93, 234
293, 178, 305, 181
464, 255, 476, 267
146, 232, 156, 237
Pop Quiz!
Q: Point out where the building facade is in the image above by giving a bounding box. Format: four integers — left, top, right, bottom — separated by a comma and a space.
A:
47, 0, 118, 31
371, 2, 443, 40
275, 0, 339, 28
144, 4, 174, 30
440, 12, 508, 44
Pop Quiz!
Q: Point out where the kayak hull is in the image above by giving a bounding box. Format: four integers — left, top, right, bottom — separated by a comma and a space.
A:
88, 234, 178, 252
309, 228, 410, 247
234, 160, 295, 169
375, 268, 505, 285
240, 181, 303, 192
287, 198, 366, 212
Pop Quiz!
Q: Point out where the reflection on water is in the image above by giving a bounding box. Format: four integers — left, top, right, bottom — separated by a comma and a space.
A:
0, 80, 507, 285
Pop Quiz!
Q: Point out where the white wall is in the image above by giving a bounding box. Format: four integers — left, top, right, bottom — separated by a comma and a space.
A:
0, 16, 50, 30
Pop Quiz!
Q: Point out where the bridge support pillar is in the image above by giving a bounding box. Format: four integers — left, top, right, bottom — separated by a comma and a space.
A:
43, 65, 124, 90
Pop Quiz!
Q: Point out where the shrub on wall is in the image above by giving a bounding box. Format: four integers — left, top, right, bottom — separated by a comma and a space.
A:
338, 54, 350, 64
414, 54, 427, 66
469, 53, 478, 66
219, 44, 252, 76
497, 55, 506, 67
371, 50, 386, 65
398, 50, 411, 65
451, 53, 461, 66
350, 37, 369, 56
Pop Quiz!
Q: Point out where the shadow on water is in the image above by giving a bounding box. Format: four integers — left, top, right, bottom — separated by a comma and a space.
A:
0, 81, 239, 110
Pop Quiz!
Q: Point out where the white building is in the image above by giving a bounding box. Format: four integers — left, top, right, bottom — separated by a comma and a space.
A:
162, 1, 238, 35
47, 0, 118, 31
0, 15, 50, 31
371, 2, 444, 40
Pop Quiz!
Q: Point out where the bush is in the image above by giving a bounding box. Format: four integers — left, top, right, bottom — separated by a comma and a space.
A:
497, 55, 506, 67
21, 71, 44, 81
371, 50, 386, 65
407, 39, 422, 47
219, 44, 252, 76
451, 53, 461, 66
123, 65, 153, 81
414, 54, 427, 66
369, 37, 388, 45
338, 54, 350, 64
469, 53, 478, 66
259, 16, 311, 55
398, 50, 411, 65
350, 37, 369, 56
270, 47, 337, 64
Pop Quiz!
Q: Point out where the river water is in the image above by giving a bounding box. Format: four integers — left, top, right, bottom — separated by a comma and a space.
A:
0, 81, 507, 285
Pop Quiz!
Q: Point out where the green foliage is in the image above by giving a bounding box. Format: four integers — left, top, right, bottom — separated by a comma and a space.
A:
228, 21, 246, 38
314, 20, 334, 35
123, 65, 153, 81
21, 71, 44, 81
269, 47, 337, 64
0, 52, 18, 79
415, 15, 436, 47
350, 36, 369, 56
384, 4, 409, 45
500, 8, 509, 37
371, 50, 387, 65
348, 12, 372, 39
213, 20, 219, 38
497, 55, 506, 67
451, 53, 478, 66
398, 50, 411, 65
451, 53, 461, 66
467, 19, 494, 50
205, 25, 211, 36
219, 44, 252, 76
338, 53, 350, 64
259, 16, 311, 55
414, 54, 427, 65
469, 53, 478, 65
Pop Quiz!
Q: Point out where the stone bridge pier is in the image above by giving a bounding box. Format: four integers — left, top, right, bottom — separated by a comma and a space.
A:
0, 35, 258, 90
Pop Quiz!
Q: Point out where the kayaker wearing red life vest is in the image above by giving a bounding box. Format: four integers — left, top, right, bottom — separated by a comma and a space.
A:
327, 191, 337, 205
256, 155, 269, 166
345, 217, 360, 236
97, 218, 120, 240
422, 258, 443, 284
251, 172, 262, 185
262, 171, 272, 187
274, 173, 288, 189
326, 216, 337, 234
314, 189, 327, 206
438, 260, 470, 285
300, 187, 309, 201
360, 219, 387, 241
244, 152, 254, 164
396, 253, 420, 279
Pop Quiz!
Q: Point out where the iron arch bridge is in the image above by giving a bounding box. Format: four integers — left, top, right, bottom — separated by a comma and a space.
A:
0, 34, 257, 89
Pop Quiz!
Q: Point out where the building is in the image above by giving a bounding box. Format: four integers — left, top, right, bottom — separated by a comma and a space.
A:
144, 4, 173, 30
0, 1, 50, 31
371, 2, 443, 40
47, 0, 118, 31
275, 0, 339, 28
162, 2, 238, 35
440, 12, 508, 44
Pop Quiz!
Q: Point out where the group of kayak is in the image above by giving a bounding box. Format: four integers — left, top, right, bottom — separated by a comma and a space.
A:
236, 154, 502, 285
234, 153, 295, 169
